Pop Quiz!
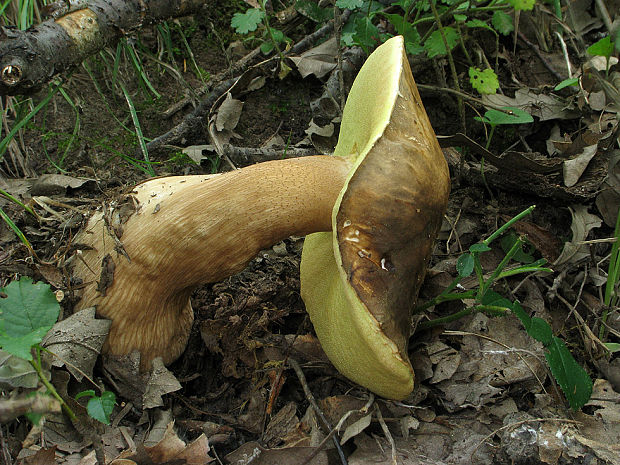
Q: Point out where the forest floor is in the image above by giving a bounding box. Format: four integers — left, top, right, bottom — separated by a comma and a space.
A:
1, 1, 620, 464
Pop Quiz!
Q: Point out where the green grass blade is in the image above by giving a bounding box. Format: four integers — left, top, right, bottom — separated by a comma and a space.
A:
0, 205, 34, 255
119, 83, 155, 177
56, 86, 81, 169
126, 42, 161, 100
0, 187, 36, 217
0, 82, 63, 159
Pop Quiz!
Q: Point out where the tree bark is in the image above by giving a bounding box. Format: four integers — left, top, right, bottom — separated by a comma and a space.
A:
0, 0, 209, 96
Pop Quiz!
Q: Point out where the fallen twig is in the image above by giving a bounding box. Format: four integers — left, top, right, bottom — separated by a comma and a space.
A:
289, 358, 348, 465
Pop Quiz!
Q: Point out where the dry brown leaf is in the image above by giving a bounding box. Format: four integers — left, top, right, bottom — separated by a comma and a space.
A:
563, 144, 598, 187
289, 38, 338, 79
215, 93, 243, 132
111, 421, 212, 465
554, 205, 602, 266
42, 308, 111, 382
143, 358, 182, 409
224, 441, 327, 465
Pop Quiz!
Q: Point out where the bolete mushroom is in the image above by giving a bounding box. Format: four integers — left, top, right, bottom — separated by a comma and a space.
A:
72, 36, 449, 399
73, 156, 351, 368
300, 35, 449, 400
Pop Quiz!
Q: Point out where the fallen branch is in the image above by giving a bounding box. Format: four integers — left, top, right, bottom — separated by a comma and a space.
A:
147, 11, 351, 155
0, 0, 210, 95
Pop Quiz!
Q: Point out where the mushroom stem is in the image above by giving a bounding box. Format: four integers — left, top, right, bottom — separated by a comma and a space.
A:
73, 156, 351, 368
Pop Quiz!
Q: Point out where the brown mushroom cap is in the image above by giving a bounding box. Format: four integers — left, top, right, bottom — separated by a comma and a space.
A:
300, 36, 450, 399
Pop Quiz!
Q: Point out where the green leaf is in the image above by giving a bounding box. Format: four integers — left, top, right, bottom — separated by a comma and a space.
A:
587, 36, 614, 59
475, 107, 533, 126
336, 0, 364, 9
510, 301, 531, 327
0, 329, 49, 360
231, 8, 265, 34
492, 10, 514, 35
86, 391, 116, 425
528, 317, 553, 345
469, 243, 492, 253
260, 41, 274, 55
75, 389, 96, 400
481, 289, 513, 309
424, 27, 459, 58
453, 14, 467, 21
350, 16, 381, 53
500, 231, 535, 263
383, 14, 423, 55
271, 29, 285, 44
508, 0, 536, 11
456, 253, 475, 277
604, 342, 620, 353
554, 77, 579, 90
295, 0, 333, 22
0, 277, 59, 337
469, 67, 499, 95
390, 0, 415, 10
465, 19, 494, 33
545, 337, 592, 410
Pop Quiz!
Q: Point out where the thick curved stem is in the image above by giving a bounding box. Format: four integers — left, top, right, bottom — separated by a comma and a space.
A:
73, 156, 350, 368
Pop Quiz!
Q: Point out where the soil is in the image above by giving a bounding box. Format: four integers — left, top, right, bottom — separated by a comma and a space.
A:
1, 3, 619, 465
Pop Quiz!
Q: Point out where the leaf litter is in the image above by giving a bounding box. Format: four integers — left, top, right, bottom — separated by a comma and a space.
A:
1, 2, 620, 464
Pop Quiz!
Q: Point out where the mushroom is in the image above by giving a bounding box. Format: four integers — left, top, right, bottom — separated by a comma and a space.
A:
300, 36, 450, 400
72, 156, 351, 369
72, 36, 449, 399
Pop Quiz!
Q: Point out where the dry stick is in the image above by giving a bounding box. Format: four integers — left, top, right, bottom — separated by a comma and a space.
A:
334, 5, 345, 113
429, 0, 465, 133
0, 394, 61, 423
145, 77, 237, 154
417, 84, 516, 112
594, 0, 613, 33
555, 292, 609, 354
288, 358, 348, 465
443, 330, 549, 395
375, 405, 398, 465
517, 32, 564, 81
148, 11, 350, 155
300, 394, 375, 465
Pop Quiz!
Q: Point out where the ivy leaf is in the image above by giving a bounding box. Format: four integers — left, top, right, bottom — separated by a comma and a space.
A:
587, 36, 614, 59
492, 10, 514, 35
469, 67, 499, 95
336, 0, 364, 9
86, 391, 116, 425
508, 0, 536, 11
231, 8, 265, 34
424, 27, 459, 58
545, 337, 592, 411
